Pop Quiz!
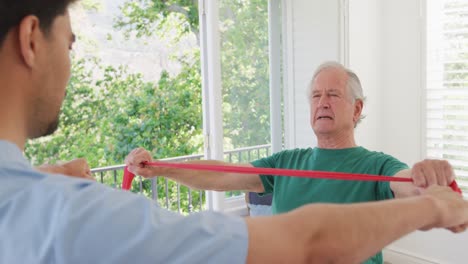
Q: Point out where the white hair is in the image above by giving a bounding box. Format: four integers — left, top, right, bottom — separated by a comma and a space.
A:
307, 61, 366, 125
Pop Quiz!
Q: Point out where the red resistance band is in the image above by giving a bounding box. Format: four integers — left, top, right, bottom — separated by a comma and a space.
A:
122, 161, 462, 194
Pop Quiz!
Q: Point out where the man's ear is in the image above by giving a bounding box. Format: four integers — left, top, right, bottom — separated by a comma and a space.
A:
18, 15, 41, 68
353, 99, 363, 123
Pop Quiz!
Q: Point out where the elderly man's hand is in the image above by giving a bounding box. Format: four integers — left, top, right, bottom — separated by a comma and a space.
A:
411, 159, 455, 188
36, 158, 94, 181
125, 147, 159, 178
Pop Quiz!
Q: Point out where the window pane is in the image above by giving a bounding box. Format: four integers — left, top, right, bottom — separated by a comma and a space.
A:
219, 0, 272, 198
426, 0, 468, 193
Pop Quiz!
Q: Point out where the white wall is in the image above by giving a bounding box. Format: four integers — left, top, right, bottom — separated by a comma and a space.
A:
350, 0, 468, 263
283, 0, 342, 149
348, 0, 384, 150
380, 0, 425, 165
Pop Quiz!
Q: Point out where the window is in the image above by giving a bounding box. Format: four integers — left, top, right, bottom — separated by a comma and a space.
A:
425, 0, 468, 192
26, 0, 205, 213
26, 0, 282, 213
219, 0, 273, 198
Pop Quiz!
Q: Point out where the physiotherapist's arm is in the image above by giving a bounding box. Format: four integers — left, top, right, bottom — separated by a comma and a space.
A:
391, 159, 455, 198
55, 184, 468, 263
245, 185, 468, 263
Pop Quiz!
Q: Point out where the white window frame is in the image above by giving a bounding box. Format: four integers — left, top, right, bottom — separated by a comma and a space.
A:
199, 0, 225, 211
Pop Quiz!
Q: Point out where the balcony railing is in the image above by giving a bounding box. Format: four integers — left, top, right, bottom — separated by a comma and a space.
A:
91, 144, 271, 214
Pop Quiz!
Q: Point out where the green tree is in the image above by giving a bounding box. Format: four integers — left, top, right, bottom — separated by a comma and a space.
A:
219, 0, 270, 148
25, 55, 204, 212
115, 0, 271, 149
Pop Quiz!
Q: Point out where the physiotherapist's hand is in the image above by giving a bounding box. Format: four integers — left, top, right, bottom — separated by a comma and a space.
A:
37, 158, 94, 180
411, 159, 455, 188
125, 147, 160, 178
420, 185, 468, 233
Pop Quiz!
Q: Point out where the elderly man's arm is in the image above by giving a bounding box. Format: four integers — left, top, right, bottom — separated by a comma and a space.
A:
36, 158, 94, 180
125, 147, 265, 192
246, 185, 468, 264
391, 159, 455, 198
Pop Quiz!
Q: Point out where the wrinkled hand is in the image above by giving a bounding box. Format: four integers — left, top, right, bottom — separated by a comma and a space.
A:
411, 159, 455, 188
125, 147, 158, 178
37, 158, 94, 180
421, 185, 468, 233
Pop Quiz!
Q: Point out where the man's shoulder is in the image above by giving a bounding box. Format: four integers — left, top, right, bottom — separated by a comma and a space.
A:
0, 170, 116, 230
276, 147, 313, 157
357, 146, 399, 160
357, 147, 409, 172
252, 148, 313, 168
8, 168, 115, 206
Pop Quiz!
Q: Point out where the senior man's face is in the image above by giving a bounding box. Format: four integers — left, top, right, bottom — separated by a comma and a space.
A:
309, 68, 357, 137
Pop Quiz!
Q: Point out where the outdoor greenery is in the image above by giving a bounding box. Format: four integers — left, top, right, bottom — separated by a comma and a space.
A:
25, 0, 271, 212
116, 0, 271, 148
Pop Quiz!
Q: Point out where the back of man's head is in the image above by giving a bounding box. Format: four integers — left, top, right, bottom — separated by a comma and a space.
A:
0, 0, 77, 49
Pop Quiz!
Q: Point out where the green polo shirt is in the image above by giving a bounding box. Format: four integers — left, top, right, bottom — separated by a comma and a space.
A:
251, 146, 409, 264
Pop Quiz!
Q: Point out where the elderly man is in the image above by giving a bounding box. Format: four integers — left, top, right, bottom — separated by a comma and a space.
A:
126, 61, 455, 264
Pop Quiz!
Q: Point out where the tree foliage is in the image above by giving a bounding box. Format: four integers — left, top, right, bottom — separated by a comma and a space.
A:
116, 0, 271, 149
26, 56, 202, 167
115, 0, 200, 42
219, 0, 270, 148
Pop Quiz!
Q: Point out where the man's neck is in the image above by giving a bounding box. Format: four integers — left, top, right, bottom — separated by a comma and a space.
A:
316, 131, 357, 149
0, 80, 28, 151
0, 46, 30, 151
0, 115, 27, 151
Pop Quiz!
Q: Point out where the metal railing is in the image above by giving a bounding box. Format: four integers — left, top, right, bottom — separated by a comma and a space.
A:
223, 144, 271, 198
91, 144, 271, 214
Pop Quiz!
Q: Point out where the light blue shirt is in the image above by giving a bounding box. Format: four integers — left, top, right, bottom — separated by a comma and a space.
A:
0, 140, 248, 263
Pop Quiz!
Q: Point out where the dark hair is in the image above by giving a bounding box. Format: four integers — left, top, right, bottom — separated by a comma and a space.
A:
0, 0, 77, 46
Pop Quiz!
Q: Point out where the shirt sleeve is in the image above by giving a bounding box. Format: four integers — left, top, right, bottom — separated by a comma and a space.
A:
251, 153, 281, 194
376, 154, 410, 200
54, 183, 248, 264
